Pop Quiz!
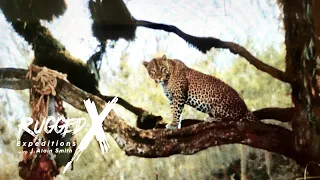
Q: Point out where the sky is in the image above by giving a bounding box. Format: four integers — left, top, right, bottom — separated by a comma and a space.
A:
0, 0, 284, 69
43, 0, 284, 69
0, 0, 284, 125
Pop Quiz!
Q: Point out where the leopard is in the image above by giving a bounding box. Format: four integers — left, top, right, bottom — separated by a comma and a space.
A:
143, 55, 258, 129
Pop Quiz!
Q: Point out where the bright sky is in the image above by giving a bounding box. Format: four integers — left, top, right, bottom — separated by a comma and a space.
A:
43, 0, 284, 69
0, 0, 284, 125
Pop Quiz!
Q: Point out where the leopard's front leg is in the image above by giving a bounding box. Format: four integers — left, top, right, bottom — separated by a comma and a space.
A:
166, 92, 186, 130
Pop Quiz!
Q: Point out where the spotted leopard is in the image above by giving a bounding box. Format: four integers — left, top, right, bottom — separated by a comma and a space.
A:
143, 55, 257, 129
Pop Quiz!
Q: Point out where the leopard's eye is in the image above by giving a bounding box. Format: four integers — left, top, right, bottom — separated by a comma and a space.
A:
150, 69, 156, 75
160, 67, 167, 73
163, 69, 169, 74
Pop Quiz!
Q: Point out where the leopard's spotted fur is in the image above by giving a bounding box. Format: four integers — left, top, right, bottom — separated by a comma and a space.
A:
143, 55, 257, 129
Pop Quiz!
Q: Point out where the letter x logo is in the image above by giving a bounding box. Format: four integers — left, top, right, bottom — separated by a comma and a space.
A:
63, 97, 118, 173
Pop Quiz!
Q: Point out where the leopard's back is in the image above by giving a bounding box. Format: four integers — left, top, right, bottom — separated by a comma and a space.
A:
184, 66, 251, 121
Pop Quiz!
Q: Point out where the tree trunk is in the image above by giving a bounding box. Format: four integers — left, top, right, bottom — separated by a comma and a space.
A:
283, 0, 320, 175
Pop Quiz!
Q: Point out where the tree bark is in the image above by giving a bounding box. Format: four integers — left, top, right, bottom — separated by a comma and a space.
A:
282, 0, 320, 175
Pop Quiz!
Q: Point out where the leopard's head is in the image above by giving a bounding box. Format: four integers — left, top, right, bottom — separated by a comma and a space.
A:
143, 55, 170, 83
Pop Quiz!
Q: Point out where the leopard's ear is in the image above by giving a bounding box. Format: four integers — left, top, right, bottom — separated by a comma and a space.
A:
143, 61, 149, 68
162, 55, 167, 61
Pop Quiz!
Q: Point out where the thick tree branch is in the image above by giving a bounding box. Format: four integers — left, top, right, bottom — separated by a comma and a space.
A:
253, 107, 295, 122
1, 67, 318, 172
0, 67, 161, 128
136, 20, 291, 83
0, 68, 31, 90
55, 78, 298, 160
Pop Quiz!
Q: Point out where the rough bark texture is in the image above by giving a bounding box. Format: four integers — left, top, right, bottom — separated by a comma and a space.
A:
282, 0, 320, 175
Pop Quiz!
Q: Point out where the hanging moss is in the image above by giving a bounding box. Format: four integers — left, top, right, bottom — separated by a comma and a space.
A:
0, 0, 67, 22
8, 20, 99, 95
88, 0, 137, 42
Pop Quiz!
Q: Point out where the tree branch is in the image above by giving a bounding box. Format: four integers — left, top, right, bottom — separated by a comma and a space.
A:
0, 68, 31, 90
55, 77, 298, 159
0, 67, 316, 170
136, 20, 291, 83
0, 67, 162, 128
253, 107, 295, 122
